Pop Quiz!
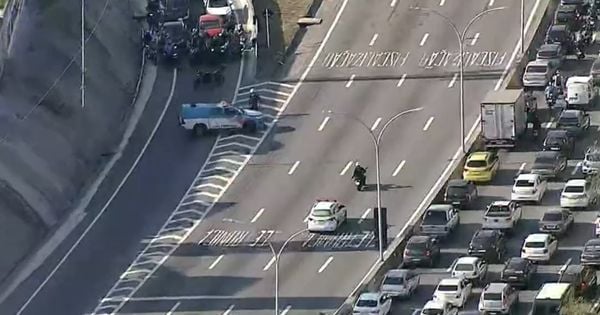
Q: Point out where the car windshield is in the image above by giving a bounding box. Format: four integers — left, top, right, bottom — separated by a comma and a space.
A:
534, 156, 556, 165
437, 284, 458, 292
210, 0, 229, 7
483, 293, 503, 301
525, 241, 546, 248
423, 210, 447, 225
586, 153, 600, 162
466, 160, 487, 168
538, 49, 558, 58
545, 133, 564, 145
471, 236, 492, 247
506, 259, 526, 271
454, 263, 474, 271
406, 241, 427, 252
558, 116, 579, 126
556, 12, 574, 20
312, 209, 332, 217
548, 30, 565, 40
421, 309, 443, 315
446, 186, 466, 196
564, 185, 584, 193
356, 299, 377, 308
487, 205, 510, 217
515, 179, 535, 187
527, 65, 548, 73
542, 212, 563, 221
383, 276, 404, 285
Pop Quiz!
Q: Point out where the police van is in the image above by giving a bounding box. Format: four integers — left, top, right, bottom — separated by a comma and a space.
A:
179, 101, 265, 136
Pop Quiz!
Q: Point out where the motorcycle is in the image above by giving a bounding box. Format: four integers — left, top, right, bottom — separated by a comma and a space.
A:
545, 86, 556, 109
352, 168, 367, 191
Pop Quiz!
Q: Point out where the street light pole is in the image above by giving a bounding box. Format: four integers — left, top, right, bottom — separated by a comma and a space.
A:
328, 107, 423, 262
521, 0, 525, 55
267, 228, 308, 315
413, 7, 506, 153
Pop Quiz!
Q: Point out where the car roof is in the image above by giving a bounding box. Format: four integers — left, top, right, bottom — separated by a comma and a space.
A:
456, 256, 479, 265
566, 179, 587, 186
547, 129, 569, 137
536, 151, 560, 158
468, 151, 491, 161
558, 4, 578, 11
427, 204, 453, 211
536, 283, 571, 300
200, 14, 221, 21
358, 292, 379, 300
408, 235, 431, 243
506, 257, 528, 266
424, 300, 446, 309
385, 269, 409, 277
484, 282, 508, 293
561, 109, 581, 117
526, 233, 550, 242
312, 201, 337, 210
528, 59, 550, 67
516, 173, 539, 181
539, 43, 561, 51
490, 200, 511, 206
448, 179, 469, 187
550, 24, 568, 31
439, 278, 461, 285
474, 229, 498, 238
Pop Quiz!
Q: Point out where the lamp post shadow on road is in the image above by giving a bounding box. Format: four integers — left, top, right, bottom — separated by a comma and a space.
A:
267, 228, 308, 315
326, 107, 423, 263
410, 6, 506, 154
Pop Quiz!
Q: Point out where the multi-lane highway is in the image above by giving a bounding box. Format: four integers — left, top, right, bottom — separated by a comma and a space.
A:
392, 57, 600, 315
0, 0, 547, 314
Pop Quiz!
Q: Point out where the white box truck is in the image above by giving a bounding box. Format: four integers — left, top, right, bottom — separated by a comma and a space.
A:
480, 89, 527, 149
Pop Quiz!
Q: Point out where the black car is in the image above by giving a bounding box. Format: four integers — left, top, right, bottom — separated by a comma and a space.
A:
402, 235, 440, 267
559, 265, 598, 298
555, 4, 580, 30
444, 179, 478, 209
581, 238, 600, 267
545, 24, 575, 53
468, 229, 506, 263
159, 20, 189, 61
543, 129, 575, 158
160, 0, 191, 21
500, 257, 536, 288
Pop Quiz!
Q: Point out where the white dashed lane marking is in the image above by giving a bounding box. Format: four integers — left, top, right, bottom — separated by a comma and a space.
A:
318, 256, 334, 273
371, 117, 382, 131
263, 256, 276, 271
340, 161, 354, 176
470, 32, 480, 46
166, 302, 181, 315
318, 116, 330, 131
288, 161, 301, 175
390, 0, 397, 7
250, 208, 265, 223
208, 255, 224, 270
345, 74, 356, 88
423, 117, 435, 131
439, 0, 446, 6
419, 33, 429, 46
488, 0, 495, 6
448, 73, 458, 88
222, 305, 235, 315
369, 33, 379, 46
519, 162, 527, 173
358, 208, 372, 223
392, 160, 406, 177
397, 73, 407, 87
280, 305, 293, 315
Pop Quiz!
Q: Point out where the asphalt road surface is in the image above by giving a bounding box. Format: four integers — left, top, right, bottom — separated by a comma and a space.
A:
88, 0, 543, 314
0, 0, 548, 314
390, 56, 600, 315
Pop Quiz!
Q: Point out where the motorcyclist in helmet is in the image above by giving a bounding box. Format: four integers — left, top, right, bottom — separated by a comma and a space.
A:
352, 162, 367, 187
248, 88, 261, 110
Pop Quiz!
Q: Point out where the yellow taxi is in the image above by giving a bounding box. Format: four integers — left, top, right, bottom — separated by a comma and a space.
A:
463, 151, 499, 183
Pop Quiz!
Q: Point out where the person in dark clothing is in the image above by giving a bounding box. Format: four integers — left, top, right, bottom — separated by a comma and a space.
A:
143, 30, 153, 47
352, 162, 367, 181
248, 88, 261, 110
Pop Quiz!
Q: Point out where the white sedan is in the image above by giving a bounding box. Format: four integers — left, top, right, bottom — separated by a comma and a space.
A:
353, 292, 391, 315
306, 200, 347, 232
204, 0, 232, 16
433, 278, 472, 308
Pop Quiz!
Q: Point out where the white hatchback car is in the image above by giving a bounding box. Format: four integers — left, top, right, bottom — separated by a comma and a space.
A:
561, 179, 598, 209
521, 233, 558, 263
433, 278, 473, 308
306, 200, 347, 232
420, 300, 458, 315
352, 292, 391, 315
451, 256, 488, 284
482, 201, 522, 231
511, 173, 547, 204
204, 0, 232, 16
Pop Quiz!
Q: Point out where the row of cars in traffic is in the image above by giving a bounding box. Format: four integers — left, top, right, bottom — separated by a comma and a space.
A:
350, 0, 600, 314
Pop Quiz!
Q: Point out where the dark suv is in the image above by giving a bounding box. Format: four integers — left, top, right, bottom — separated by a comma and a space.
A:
500, 257, 536, 288
543, 129, 575, 158
468, 229, 506, 263
444, 179, 478, 209
402, 235, 440, 267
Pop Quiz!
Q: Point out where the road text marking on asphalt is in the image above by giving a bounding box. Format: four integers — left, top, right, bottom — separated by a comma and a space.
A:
318, 256, 334, 273
281, 305, 293, 315
340, 161, 354, 176
392, 160, 406, 176
358, 208, 372, 223
288, 161, 300, 175
223, 304, 235, 315
345, 74, 356, 88
519, 162, 527, 174
397, 73, 407, 87
251, 208, 265, 223
371, 117, 382, 131
209, 255, 224, 270
423, 117, 435, 131
263, 256, 276, 271
318, 116, 330, 131
167, 302, 181, 315
439, 0, 446, 5
369, 33, 379, 46
419, 33, 429, 46
448, 73, 458, 88
470, 32, 480, 46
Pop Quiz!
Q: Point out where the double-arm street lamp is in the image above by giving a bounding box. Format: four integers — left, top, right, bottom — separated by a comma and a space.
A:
267, 228, 308, 315
412, 6, 506, 153
327, 107, 423, 263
